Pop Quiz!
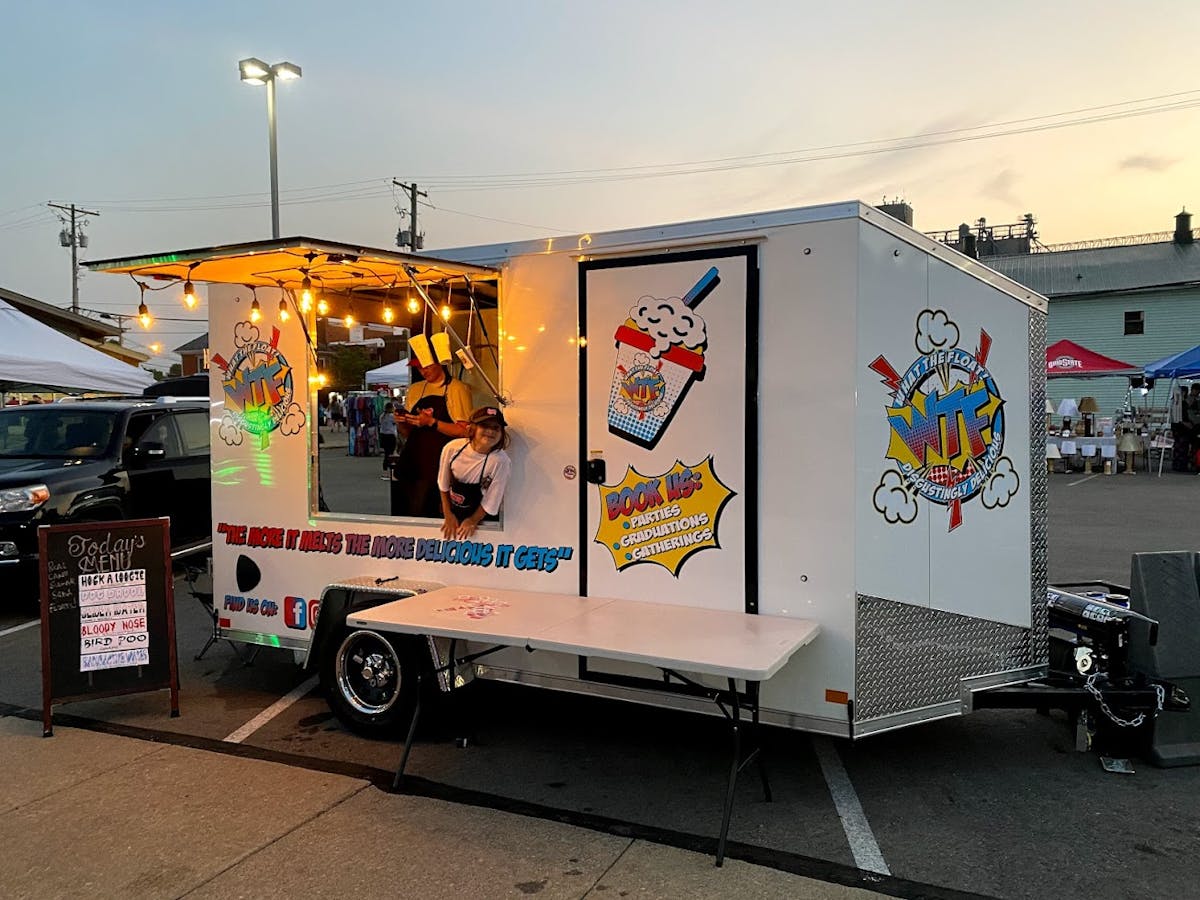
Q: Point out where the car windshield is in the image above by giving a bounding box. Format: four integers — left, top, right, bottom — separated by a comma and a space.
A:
0, 408, 118, 458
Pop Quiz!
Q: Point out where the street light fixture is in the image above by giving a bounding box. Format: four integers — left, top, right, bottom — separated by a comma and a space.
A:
238, 57, 302, 238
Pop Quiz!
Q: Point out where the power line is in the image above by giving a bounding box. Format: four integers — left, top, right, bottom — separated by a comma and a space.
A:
9, 87, 1197, 219
418, 199, 573, 234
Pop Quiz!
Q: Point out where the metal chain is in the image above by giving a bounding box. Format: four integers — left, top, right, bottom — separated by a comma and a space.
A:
1084, 673, 1165, 729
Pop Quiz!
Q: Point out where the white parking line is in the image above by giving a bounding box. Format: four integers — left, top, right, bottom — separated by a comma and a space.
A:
0, 619, 39, 638
812, 736, 890, 875
1068, 473, 1101, 487
223, 675, 319, 744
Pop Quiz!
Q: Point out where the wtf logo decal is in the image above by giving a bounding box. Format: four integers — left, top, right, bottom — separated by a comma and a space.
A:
211, 322, 306, 449
868, 309, 1019, 532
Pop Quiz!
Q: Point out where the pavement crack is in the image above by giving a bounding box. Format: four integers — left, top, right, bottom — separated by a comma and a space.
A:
578, 837, 635, 899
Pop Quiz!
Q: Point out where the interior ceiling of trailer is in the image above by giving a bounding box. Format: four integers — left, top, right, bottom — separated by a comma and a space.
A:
85, 237, 498, 291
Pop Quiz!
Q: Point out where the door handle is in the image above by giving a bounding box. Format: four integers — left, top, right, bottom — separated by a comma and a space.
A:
585, 458, 606, 484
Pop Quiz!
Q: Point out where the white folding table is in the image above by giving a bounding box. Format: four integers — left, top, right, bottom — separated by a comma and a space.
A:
347, 585, 820, 865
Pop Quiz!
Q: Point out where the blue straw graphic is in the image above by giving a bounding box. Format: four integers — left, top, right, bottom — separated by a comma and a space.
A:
682, 267, 720, 308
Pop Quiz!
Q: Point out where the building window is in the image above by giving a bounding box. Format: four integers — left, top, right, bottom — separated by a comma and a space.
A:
1124, 310, 1144, 335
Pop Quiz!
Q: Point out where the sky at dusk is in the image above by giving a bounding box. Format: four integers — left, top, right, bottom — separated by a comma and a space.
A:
2, 1, 1198, 369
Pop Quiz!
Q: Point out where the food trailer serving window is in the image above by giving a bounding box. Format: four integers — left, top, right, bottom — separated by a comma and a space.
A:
85, 237, 502, 525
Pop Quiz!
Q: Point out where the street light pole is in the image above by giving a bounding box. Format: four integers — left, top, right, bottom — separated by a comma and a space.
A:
266, 75, 279, 238
239, 58, 302, 239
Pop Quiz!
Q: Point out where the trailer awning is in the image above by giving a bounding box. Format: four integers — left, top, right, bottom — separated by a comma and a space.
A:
84, 237, 498, 290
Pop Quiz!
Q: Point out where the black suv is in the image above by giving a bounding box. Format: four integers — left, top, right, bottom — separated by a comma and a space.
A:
0, 398, 210, 602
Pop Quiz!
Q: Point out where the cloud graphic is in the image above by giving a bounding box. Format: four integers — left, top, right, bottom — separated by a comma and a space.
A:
630, 296, 707, 358
873, 470, 918, 524
981, 457, 1020, 509
280, 402, 307, 436
234, 321, 260, 348
219, 413, 244, 447
915, 309, 959, 356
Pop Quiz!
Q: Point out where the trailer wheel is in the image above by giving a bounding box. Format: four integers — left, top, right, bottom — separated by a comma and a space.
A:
322, 628, 419, 737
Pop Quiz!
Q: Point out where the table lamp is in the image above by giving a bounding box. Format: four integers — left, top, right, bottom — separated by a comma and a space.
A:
1056, 398, 1079, 435
1044, 398, 1055, 433
1045, 441, 1061, 474
1078, 397, 1100, 437
1117, 431, 1141, 475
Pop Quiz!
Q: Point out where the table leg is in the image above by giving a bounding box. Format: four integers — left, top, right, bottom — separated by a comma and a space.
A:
750, 681, 772, 803
716, 677, 742, 868
393, 673, 423, 790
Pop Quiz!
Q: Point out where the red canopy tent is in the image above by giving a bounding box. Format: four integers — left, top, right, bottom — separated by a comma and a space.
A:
1046, 340, 1140, 378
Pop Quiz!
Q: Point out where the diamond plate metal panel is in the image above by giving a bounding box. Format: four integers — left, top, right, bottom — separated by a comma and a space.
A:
855, 308, 1049, 724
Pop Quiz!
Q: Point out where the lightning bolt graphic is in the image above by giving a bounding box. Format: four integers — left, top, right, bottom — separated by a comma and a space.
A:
970, 330, 992, 384
869, 355, 902, 396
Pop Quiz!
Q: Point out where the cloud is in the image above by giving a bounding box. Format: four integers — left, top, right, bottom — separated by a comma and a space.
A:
982, 457, 1020, 509
873, 470, 918, 525
1118, 154, 1178, 173
981, 168, 1021, 206
280, 402, 307, 436
234, 322, 260, 348
915, 309, 959, 356
219, 413, 243, 447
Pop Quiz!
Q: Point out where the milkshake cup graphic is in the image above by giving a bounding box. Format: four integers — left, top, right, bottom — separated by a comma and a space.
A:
607, 267, 719, 448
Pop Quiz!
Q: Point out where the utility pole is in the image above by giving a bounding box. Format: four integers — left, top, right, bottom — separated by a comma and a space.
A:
48, 202, 99, 313
391, 181, 427, 251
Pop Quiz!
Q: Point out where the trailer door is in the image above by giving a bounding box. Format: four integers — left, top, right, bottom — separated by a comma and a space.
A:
580, 247, 757, 612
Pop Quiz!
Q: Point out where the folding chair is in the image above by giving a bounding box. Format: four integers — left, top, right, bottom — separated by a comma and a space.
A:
1149, 434, 1174, 477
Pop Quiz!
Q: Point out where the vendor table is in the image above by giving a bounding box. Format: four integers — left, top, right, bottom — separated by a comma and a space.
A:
1048, 435, 1118, 454
347, 586, 820, 866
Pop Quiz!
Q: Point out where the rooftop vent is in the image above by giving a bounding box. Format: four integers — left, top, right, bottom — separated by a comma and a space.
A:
1175, 208, 1194, 245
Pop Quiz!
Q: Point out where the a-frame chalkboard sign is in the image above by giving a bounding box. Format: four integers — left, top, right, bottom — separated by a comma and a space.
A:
39, 517, 180, 736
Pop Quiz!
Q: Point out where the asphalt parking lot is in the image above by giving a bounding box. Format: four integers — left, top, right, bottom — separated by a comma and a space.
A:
2, 460, 1199, 899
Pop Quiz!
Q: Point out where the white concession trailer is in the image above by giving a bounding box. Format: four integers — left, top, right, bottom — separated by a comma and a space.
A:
89, 200, 1050, 739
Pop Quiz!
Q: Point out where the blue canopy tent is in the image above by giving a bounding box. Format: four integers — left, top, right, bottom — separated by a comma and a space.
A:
1144, 345, 1200, 380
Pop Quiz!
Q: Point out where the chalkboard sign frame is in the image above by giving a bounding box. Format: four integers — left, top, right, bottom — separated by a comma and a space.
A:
39, 516, 180, 736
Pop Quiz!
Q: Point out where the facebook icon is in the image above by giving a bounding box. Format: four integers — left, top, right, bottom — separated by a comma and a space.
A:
284, 596, 307, 630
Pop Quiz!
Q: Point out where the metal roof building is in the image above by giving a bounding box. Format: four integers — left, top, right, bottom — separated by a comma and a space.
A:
986, 212, 1200, 419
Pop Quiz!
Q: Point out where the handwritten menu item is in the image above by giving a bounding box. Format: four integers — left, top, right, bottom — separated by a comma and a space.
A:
39, 518, 179, 736
79, 569, 150, 672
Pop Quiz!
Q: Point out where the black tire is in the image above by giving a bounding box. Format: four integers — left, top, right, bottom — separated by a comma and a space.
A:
320, 628, 421, 738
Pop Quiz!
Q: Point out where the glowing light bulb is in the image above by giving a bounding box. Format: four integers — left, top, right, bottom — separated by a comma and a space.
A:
317, 372, 327, 387
249, 298, 262, 323
317, 297, 329, 316
383, 306, 395, 324
406, 296, 420, 314
149, 342, 162, 354
138, 302, 152, 329
440, 304, 451, 321
278, 298, 290, 322
299, 276, 313, 313
344, 310, 356, 328
182, 281, 197, 309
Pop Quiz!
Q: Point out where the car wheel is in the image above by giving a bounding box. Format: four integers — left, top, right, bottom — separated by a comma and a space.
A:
321, 628, 422, 737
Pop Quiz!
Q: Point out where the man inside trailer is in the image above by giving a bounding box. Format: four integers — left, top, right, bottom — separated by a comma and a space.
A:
392, 358, 472, 517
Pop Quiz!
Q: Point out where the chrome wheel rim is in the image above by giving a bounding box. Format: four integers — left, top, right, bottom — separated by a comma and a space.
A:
335, 630, 401, 716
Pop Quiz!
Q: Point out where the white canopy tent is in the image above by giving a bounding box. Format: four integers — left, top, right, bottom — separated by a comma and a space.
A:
0, 298, 154, 394
364, 358, 412, 389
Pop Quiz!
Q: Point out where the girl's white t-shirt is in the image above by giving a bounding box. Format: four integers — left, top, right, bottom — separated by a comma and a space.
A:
436, 439, 512, 515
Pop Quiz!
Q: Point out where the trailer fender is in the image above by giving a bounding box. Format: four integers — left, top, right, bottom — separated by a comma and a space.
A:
303, 578, 446, 674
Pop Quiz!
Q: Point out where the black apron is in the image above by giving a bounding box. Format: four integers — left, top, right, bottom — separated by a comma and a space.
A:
392, 382, 455, 517
447, 442, 493, 521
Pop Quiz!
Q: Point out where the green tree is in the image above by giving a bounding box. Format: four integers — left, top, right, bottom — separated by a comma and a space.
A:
329, 345, 373, 393
168, 363, 182, 377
